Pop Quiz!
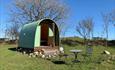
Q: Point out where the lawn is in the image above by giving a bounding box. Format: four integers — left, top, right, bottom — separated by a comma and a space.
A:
0, 44, 115, 70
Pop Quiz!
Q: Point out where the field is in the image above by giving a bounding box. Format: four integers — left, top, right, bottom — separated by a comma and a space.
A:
0, 44, 115, 70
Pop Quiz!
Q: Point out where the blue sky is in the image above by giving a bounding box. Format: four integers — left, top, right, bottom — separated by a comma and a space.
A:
64, 0, 115, 40
0, 0, 115, 40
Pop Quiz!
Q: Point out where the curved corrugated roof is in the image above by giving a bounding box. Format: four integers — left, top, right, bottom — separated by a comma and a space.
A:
22, 19, 43, 30
22, 19, 58, 30
19, 21, 38, 48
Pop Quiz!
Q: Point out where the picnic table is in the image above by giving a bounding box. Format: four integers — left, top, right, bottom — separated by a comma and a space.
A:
70, 50, 82, 62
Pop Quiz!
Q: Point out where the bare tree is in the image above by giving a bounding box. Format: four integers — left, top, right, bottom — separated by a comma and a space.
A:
109, 9, 115, 26
5, 13, 20, 41
6, 23, 19, 40
76, 18, 94, 46
102, 13, 111, 47
7, 0, 68, 40
101, 9, 115, 47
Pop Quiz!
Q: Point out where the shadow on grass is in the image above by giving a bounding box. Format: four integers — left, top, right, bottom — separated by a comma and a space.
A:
52, 60, 66, 64
8, 47, 17, 51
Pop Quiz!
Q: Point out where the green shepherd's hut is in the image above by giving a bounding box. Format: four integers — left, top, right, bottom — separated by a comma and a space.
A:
18, 19, 59, 52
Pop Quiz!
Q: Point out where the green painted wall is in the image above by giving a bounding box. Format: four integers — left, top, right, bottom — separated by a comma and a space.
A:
49, 28, 54, 36
34, 25, 41, 47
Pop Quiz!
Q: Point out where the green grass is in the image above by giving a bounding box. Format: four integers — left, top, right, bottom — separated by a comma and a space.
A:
0, 44, 115, 70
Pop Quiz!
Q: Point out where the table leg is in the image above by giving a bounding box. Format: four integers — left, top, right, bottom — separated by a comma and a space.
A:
74, 52, 78, 60
73, 52, 80, 63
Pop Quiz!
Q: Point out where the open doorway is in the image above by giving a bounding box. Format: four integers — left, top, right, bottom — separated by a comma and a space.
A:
40, 23, 49, 46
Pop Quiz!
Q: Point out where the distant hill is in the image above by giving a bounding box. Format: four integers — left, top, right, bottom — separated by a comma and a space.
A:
61, 37, 84, 46
61, 37, 115, 46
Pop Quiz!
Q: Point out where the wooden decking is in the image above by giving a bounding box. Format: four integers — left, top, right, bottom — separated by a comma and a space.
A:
34, 46, 59, 55
18, 46, 59, 56
34, 46, 58, 50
